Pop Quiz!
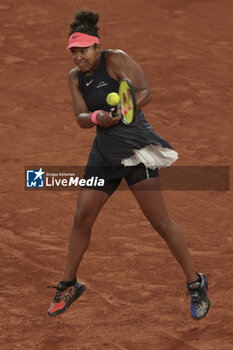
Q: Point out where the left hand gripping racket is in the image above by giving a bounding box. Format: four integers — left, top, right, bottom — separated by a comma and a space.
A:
107, 78, 137, 125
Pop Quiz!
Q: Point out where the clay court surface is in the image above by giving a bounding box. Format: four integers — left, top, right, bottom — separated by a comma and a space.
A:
1, 0, 233, 349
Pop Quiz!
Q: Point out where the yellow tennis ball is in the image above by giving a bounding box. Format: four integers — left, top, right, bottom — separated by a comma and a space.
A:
106, 92, 120, 106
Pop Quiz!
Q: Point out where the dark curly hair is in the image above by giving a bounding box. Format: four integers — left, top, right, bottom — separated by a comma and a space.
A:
69, 10, 100, 39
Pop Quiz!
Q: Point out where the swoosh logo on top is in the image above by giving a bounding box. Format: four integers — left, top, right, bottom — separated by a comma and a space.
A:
72, 35, 79, 39
86, 79, 94, 86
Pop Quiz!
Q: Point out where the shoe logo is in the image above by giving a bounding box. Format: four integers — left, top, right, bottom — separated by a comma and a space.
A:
96, 81, 108, 89
86, 79, 94, 86
72, 35, 79, 39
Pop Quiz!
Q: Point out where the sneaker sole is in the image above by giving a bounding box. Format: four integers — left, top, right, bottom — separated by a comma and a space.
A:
48, 282, 86, 317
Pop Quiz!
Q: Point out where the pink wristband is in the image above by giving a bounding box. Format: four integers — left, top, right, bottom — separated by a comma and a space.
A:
91, 110, 103, 124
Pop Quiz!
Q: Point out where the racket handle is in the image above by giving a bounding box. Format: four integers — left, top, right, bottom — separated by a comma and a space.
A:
111, 105, 120, 117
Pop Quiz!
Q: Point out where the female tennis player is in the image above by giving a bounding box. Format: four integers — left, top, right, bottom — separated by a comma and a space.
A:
47, 10, 210, 320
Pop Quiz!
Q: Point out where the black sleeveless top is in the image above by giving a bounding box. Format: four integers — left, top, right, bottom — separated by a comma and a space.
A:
78, 50, 119, 112
78, 50, 174, 179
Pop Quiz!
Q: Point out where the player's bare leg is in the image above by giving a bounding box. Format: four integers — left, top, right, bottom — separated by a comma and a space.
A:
130, 176, 197, 283
63, 189, 110, 281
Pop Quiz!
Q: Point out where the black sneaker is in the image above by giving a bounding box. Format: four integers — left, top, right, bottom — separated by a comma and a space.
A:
187, 272, 210, 320
47, 280, 86, 317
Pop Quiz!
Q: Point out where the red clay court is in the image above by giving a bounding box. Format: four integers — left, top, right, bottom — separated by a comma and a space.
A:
1, 0, 233, 349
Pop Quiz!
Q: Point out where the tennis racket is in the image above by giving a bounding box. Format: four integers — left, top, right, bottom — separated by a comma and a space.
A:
107, 78, 136, 125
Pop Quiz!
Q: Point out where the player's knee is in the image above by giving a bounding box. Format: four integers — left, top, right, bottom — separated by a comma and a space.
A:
73, 209, 94, 231
152, 216, 172, 235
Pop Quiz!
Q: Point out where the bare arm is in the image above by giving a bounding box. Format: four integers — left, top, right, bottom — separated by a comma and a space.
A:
68, 68, 120, 128
68, 68, 95, 128
106, 50, 152, 110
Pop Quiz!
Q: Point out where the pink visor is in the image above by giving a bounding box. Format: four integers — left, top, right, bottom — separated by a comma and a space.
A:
66, 32, 99, 49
